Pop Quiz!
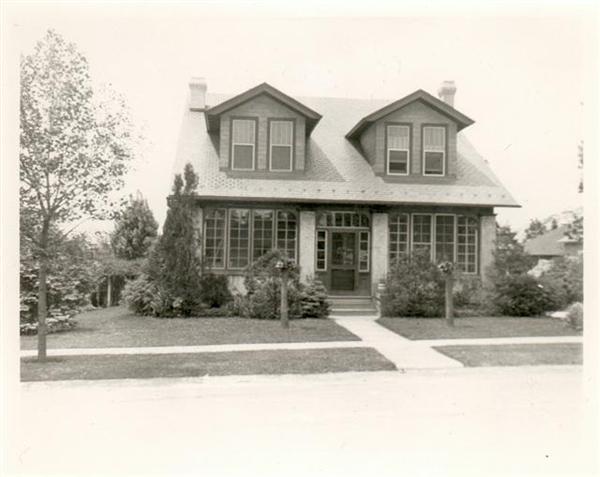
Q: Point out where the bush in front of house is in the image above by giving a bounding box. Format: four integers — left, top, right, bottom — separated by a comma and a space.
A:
565, 302, 583, 331
537, 255, 583, 311
121, 273, 168, 316
381, 250, 445, 318
20, 315, 78, 336
199, 272, 233, 308
489, 273, 553, 317
239, 250, 329, 320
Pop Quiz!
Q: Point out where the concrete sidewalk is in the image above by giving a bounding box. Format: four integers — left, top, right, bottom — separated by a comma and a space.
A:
333, 317, 464, 370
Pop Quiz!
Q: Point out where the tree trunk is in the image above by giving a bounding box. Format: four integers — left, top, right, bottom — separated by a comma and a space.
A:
280, 269, 289, 329
37, 220, 50, 361
445, 275, 454, 327
106, 275, 112, 307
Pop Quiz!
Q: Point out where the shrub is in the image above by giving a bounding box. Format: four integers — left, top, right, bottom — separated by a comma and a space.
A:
381, 250, 445, 317
490, 273, 553, 317
20, 315, 77, 336
538, 255, 583, 310
199, 273, 232, 308
565, 302, 583, 331
240, 250, 329, 320
453, 275, 484, 308
121, 274, 168, 316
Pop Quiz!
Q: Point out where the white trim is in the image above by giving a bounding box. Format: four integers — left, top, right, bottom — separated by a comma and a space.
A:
316, 229, 328, 272
231, 119, 256, 171
410, 213, 433, 260
422, 126, 446, 177
269, 120, 293, 172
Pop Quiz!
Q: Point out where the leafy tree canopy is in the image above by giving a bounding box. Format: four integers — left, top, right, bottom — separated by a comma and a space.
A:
492, 224, 536, 277
111, 192, 158, 260
524, 218, 547, 241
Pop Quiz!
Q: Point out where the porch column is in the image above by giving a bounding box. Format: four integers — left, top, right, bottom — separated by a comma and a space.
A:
371, 213, 389, 293
299, 211, 316, 282
192, 206, 203, 262
480, 214, 496, 285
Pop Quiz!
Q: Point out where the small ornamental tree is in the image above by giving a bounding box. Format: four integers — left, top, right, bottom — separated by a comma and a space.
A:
151, 164, 203, 315
491, 224, 536, 277
20, 30, 136, 360
111, 192, 158, 260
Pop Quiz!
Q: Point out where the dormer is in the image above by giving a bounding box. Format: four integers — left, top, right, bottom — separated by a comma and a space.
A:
346, 82, 474, 182
201, 82, 322, 176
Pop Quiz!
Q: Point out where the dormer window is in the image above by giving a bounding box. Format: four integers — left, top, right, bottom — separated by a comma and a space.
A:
386, 124, 410, 175
423, 125, 446, 176
231, 118, 257, 170
269, 120, 294, 171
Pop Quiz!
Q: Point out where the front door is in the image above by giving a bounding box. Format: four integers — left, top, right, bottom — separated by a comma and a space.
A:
330, 232, 356, 291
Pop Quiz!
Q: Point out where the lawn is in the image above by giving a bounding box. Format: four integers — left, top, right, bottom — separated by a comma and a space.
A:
20, 306, 360, 350
377, 316, 581, 341
20, 347, 396, 381
434, 343, 582, 367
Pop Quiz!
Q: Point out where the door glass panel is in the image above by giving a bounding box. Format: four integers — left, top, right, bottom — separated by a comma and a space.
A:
332, 233, 355, 266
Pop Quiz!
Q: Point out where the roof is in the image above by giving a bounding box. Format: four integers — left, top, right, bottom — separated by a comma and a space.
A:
172, 90, 519, 208
346, 89, 474, 139
205, 82, 322, 134
524, 225, 573, 256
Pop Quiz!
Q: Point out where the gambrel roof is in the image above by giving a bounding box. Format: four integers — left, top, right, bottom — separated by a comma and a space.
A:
173, 91, 519, 208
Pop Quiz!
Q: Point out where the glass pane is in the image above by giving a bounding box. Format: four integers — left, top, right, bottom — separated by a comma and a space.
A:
423, 126, 445, 150
233, 145, 254, 170
332, 233, 355, 266
270, 121, 293, 145
389, 150, 408, 174
387, 125, 410, 149
271, 146, 292, 170
424, 152, 444, 175
232, 119, 255, 144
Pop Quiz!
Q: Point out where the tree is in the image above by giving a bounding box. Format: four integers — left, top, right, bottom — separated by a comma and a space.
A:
150, 163, 202, 315
564, 214, 583, 243
20, 30, 135, 360
491, 224, 535, 277
111, 192, 158, 260
524, 218, 547, 240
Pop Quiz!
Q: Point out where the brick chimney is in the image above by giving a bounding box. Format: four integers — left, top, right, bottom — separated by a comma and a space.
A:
189, 77, 207, 111
437, 80, 456, 107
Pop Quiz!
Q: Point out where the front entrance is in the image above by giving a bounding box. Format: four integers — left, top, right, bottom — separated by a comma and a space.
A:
331, 231, 357, 291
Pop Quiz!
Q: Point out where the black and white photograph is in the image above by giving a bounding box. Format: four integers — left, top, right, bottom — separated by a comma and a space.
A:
1, 2, 598, 476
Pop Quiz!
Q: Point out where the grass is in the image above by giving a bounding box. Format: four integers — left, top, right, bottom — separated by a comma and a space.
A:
434, 343, 582, 367
20, 347, 396, 381
20, 306, 359, 350
377, 316, 581, 341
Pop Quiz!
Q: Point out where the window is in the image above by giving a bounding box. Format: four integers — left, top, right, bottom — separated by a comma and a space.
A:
277, 211, 297, 261
316, 211, 370, 228
228, 209, 250, 268
387, 124, 410, 175
435, 215, 455, 262
423, 126, 446, 176
457, 216, 478, 273
252, 210, 274, 261
269, 120, 294, 171
204, 208, 226, 269
412, 214, 432, 258
389, 213, 409, 265
358, 231, 370, 272
316, 230, 327, 271
231, 119, 256, 170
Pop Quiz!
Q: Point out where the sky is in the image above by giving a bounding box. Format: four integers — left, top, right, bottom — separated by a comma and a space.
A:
4, 2, 595, 234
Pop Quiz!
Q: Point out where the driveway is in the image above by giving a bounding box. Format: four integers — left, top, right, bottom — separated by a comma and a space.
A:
8, 366, 594, 476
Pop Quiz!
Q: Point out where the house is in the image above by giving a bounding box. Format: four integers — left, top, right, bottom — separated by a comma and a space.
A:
172, 78, 518, 296
524, 225, 583, 260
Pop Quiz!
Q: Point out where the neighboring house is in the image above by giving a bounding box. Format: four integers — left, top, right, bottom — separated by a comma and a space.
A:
524, 225, 583, 260
172, 78, 518, 296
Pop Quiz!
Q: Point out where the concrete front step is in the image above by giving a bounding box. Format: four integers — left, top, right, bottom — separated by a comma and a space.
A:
330, 309, 378, 316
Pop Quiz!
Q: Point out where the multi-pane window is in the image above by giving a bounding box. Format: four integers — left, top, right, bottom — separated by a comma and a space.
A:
457, 216, 478, 273
316, 211, 369, 228
389, 213, 409, 265
252, 210, 274, 261
423, 126, 446, 176
204, 208, 226, 269
412, 214, 433, 258
269, 120, 293, 171
316, 230, 327, 271
228, 209, 250, 268
435, 215, 455, 262
231, 119, 256, 170
277, 211, 297, 261
387, 125, 410, 175
358, 231, 370, 272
